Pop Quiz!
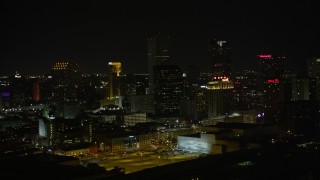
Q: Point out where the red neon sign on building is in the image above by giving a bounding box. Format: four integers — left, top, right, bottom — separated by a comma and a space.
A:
267, 78, 279, 83
257, 55, 272, 58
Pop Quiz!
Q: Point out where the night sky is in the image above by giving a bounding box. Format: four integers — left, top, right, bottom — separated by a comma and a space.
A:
1, 1, 320, 75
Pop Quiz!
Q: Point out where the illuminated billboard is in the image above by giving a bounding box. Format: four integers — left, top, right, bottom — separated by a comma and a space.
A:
177, 136, 213, 154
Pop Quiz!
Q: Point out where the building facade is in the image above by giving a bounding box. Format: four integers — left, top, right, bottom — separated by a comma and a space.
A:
206, 39, 234, 119
153, 65, 184, 117
51, 61, 81, 102
207, 79, 234, 119
208, 39, 231, 78
147, 33, 170, 94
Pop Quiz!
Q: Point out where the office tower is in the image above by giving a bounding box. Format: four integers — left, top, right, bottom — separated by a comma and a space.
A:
233, 70, 261, 111
11, 72, 28, 107
39, 118, 55, 146
83, 118, 95, 143
39, 74, 54, 103
179, 92, 208, 122
278, 76, 319, 137
307, 57, 320, 101
128, 94, 155, 114
208, 39, 231, 78
180, 69, 208, 121
123, 74, 153, 113
100, 62, 123, 108
258, 54, 285, 83
32, 80, 40, 103
279, 70, 297, 102
122, 73, 149, 96
278, 74, 316, 102
195, 87, 208, 120
51, 61, 81, 102
107, 62, 122, 97
179, 98, 197, 122
147, 33, 170, 93
307, 57, 320, 78
257, 54, 285, 123
207, 38, 234, 119
258, 53, 285, 108
207, 77, 234, 119
153, 65, 183, 117
186, 65, 201, 86
291, 77, 316, 101
39, 105, 56, 147
234, 70, 263, 110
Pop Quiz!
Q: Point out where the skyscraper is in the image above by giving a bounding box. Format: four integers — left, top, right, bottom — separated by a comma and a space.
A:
100, 62, 123, 108
258, 54, 285, 83
39, 105, 56, 147
278, 75, 319, 137
32, 80, 40, 103
208, 39, 231, 78
207, 38, 234, 119
307, 57, 320, 101
257, 54, 285, 123
51, 61, 81, 102
207, 77, 234, 119
107, 62, 122, 97
291, 77, 315, 101
153, 65, 183, 117
147, 33, 170, 93
11, 72, 28, 107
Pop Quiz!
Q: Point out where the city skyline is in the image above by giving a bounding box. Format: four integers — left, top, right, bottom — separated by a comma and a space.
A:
1, 1, 320, 75
1, 2, 320, 178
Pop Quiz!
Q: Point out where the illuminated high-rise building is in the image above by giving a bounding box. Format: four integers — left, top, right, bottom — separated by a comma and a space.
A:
39, 118, 55, 146
147, 33, 170, 93
153, 65, 183, 117
107, 62, 122, 97
39, 105, 56, 147
100, 61, 123, 107
257, 54, 285, 123
258, 54, 285, 83
83, 118, 94, 143
51, 61, 81, 102
207, 77, 234, 119
207, 39, 234, 120
208, 39, 231, 78
233, 70, 261, 111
